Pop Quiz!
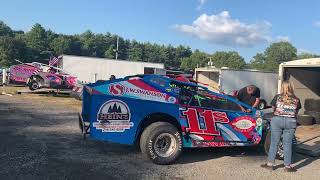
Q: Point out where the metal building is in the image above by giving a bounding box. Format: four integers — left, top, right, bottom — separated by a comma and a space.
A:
60, 55, 165, 83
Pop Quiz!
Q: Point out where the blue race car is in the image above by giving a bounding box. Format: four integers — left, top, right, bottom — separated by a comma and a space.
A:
79, 75, 275, 164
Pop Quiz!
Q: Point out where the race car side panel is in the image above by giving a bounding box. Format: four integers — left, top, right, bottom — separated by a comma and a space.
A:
179, 104, 263, 148
88, 94, 180, 145
9, 64, 39, 84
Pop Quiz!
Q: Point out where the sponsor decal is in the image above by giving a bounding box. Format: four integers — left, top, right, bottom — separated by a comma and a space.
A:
109, 83, 125, 96
168, 96, 177, 103
231, 116, 256, 132
183, 108, 230, 136
252, 132, 262, 144
108, 83, 167, 102
256, 118, 263, 126
192, 140, 232, 147
189, 134, 204, 140
93, 99, 133, 132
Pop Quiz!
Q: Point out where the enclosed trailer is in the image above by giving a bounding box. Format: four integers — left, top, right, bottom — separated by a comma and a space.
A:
194, 67, 278, 108
60, 55, 165, 83
278, 58, 320, 114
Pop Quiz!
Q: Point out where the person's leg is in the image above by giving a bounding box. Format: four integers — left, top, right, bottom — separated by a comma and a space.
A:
283, 128, 295, 166
283, 117, 297, 167
267, 116, 283, 165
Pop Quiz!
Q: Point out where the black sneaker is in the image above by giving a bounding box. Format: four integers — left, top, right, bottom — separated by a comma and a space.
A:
284, 166, 297, 172
261, 163, 275, 171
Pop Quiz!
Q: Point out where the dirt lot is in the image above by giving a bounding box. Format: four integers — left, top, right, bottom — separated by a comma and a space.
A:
0, 92, 319, 180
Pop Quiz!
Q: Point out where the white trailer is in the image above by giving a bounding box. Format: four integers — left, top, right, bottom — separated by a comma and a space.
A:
194, 67, 278, 109
60, 55, 165, 83
278, 58, 320, 114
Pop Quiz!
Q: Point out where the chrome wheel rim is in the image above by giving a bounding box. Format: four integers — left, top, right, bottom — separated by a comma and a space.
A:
32, 83, 39, 89
258, 103, 265, 110
154, 133, 176, 158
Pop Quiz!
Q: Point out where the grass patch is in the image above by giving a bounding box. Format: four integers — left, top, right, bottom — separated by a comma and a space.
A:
1, 85, 82, 111
1, 85, 25, 94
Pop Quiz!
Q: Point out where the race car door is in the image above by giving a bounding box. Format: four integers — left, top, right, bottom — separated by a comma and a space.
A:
180, 88, 261, 146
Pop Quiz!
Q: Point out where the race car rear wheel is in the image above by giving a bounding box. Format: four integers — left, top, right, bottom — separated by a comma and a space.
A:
140, 122, 182, 165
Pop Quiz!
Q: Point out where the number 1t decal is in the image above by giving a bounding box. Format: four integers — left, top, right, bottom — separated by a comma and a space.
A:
183, 108, 230, 136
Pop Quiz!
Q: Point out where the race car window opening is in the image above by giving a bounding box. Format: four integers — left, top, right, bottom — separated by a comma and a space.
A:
149, 77, 167, 87
170, 81, 197, 93
179, 88, 195, 105
188, 90, 243, 112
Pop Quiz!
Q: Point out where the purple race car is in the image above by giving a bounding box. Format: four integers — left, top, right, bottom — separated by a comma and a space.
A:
8, 61, 77, 91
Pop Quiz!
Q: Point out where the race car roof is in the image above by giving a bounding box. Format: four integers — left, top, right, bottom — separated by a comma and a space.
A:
128, 74, 201, 87
87, 74, 202, 89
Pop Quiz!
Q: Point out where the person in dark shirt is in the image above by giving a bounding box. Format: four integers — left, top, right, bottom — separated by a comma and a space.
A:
236, 85, 260, 111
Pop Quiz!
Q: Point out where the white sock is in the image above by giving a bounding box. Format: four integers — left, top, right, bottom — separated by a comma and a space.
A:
267, 162, 274, 166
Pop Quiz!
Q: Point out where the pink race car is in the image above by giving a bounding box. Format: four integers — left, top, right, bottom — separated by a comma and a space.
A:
9, 62, 77, 91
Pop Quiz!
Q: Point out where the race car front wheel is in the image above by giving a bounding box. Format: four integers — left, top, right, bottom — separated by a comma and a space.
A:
258, 100, 267, 110
140, 122, 182, 165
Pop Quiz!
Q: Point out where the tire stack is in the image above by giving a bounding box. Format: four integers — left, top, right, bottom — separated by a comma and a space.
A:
298, 99, 320, 125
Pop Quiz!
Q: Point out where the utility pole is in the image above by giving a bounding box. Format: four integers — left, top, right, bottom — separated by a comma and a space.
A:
208, 57, 213, 66
115, 36, 119, 60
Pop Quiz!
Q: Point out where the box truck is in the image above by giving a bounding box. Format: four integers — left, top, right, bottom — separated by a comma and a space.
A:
278, 58, 320, 124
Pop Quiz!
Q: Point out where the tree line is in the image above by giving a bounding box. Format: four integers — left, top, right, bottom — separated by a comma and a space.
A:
0, 21, 318, 71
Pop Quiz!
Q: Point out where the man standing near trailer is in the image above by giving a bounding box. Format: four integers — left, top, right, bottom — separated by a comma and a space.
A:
237, 85, 261, 111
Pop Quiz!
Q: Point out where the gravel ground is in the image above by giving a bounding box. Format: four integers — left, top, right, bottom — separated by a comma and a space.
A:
0, 94, 319, 180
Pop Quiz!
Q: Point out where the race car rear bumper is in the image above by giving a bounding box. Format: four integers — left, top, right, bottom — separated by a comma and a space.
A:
78, 113, 90, 139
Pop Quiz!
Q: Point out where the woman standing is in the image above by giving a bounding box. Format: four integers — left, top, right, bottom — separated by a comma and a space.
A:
261, 81, 301, 172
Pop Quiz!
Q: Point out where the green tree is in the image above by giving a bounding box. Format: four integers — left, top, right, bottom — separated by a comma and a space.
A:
0, 21, 13, 37
105, 45, 116, 59
51, 36, 72, 55
94, 33, 108, 57
249, 53, 267, 70
210, 51, 246, 69
172, 45, 192, 68
264, 41, 297, 71
79, 30, 96, 56
0, 36, 26, 67
68, 36, 82, 55
180, 50, 208, 70
46, 30, 58, 48
158, 45, 170, 64
143, 42, 157, 62
128, 40, 144, 61
297, 52, 319, 59
25, 23, 48, 52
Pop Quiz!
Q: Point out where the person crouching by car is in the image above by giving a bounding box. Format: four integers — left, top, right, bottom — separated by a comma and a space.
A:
109, 75, 116, 80
261, 81, 301, 172
236, 85, 260, 112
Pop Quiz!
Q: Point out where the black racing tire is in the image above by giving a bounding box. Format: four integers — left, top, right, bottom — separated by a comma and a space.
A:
140, 122, 182, 165
304, 99, 320, 111
258, 100, 267, 110
28, 80, 40, 91
304, 111, 320, 124
264, 130, 296, 160
297, 114, 314, 125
